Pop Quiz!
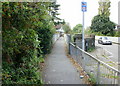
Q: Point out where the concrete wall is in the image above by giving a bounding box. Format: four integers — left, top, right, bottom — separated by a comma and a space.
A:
95, 36, 120, 44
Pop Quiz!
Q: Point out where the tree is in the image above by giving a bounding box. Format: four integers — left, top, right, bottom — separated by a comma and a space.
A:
72, 24, 82, 33
90, 0, 116, 36
62, 23, 71, 34
49, 1, 62, 26
90, 15, 116, 36
98, 0, 111, 17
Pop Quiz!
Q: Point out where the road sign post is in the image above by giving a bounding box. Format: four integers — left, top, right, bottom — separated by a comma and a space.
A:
81, 2, 87, 50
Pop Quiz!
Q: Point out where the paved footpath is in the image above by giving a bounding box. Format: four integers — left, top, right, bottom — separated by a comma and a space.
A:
42, 37, 84, 84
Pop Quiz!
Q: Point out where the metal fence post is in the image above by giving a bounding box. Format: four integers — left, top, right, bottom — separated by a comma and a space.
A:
69, 43, 71, 54
118, 71, 120, 85
75, 45, 78, 62
97, 62, 100, 84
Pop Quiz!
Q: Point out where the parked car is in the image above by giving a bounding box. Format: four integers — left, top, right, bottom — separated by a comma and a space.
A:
98, 37, 112, 45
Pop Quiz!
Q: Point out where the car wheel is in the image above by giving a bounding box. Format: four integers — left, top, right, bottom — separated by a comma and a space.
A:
101, 41, 104, 45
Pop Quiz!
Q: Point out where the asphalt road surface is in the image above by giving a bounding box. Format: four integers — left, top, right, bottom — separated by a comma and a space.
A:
95, 40, 119, 64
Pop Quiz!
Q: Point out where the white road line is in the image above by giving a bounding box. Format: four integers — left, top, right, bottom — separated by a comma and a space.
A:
104, 49, 113, 56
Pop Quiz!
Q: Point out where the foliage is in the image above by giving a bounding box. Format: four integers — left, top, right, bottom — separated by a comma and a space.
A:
90, 15, 116, 36
2, 59, 42, 84
2, 2, 59, 84
40, 58, 45, 63
85, 27, 93, 35
114, 30, 120, 37
98, 0, 111, 17
37, 22, 55, 54
49, 2, 64, 26
62, 23, 71, 34
72, 24, 82, 34
2, 28, 42, 84
88, 73, 96, 85
87, 47, 95, 52
90, 0, 116, 36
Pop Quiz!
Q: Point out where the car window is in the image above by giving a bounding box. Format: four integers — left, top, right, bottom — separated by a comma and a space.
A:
99, 37, 102, 39
103, 37, 108, 40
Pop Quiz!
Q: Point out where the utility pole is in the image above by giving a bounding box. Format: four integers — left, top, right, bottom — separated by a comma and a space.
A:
81, 1, 87, 50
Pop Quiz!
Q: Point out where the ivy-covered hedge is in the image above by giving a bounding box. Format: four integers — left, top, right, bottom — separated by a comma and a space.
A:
2, 29, 42, 84
37, 21, 55, 55
2, 2, 56, 84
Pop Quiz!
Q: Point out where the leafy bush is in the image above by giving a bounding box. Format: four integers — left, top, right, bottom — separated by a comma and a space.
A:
88, 73, 96, 85
87, 47, 95, 52
2, 2, 57, 84
2, 29, 42, 84
37, 21, 55, 55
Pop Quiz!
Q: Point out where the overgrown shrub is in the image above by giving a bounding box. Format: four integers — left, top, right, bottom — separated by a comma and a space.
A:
2, 2, 57, 84
37, 22, 55, 55
2, 29, 42, 84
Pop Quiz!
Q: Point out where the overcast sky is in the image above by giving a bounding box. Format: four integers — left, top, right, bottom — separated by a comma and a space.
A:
57, 0, 119, 29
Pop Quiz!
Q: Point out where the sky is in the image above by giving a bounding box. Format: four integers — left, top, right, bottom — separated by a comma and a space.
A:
56, 0, 120, 29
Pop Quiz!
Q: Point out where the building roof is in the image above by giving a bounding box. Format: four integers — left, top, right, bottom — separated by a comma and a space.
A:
55, 24, 62, 29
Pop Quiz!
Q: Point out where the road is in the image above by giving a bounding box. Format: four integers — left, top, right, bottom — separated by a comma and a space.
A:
89, 40, 119, 69
95, 40, 119, 64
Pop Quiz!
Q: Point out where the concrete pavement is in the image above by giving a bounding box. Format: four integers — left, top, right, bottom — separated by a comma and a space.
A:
42, 37, 84, 84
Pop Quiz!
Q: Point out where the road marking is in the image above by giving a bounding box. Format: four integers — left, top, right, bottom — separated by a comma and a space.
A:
104, 49, 113, 56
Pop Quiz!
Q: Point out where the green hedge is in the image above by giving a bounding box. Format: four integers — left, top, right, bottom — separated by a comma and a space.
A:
2, 2, 56, 84
2, 29, 42, 84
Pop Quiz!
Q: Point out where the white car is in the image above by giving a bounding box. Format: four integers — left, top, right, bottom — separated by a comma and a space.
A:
98, 37, 112, 45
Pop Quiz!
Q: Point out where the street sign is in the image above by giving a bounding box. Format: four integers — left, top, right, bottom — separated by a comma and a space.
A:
81, 2, 87, 12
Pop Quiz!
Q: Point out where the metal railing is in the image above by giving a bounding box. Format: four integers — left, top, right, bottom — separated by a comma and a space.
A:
68, 42, 120, 84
